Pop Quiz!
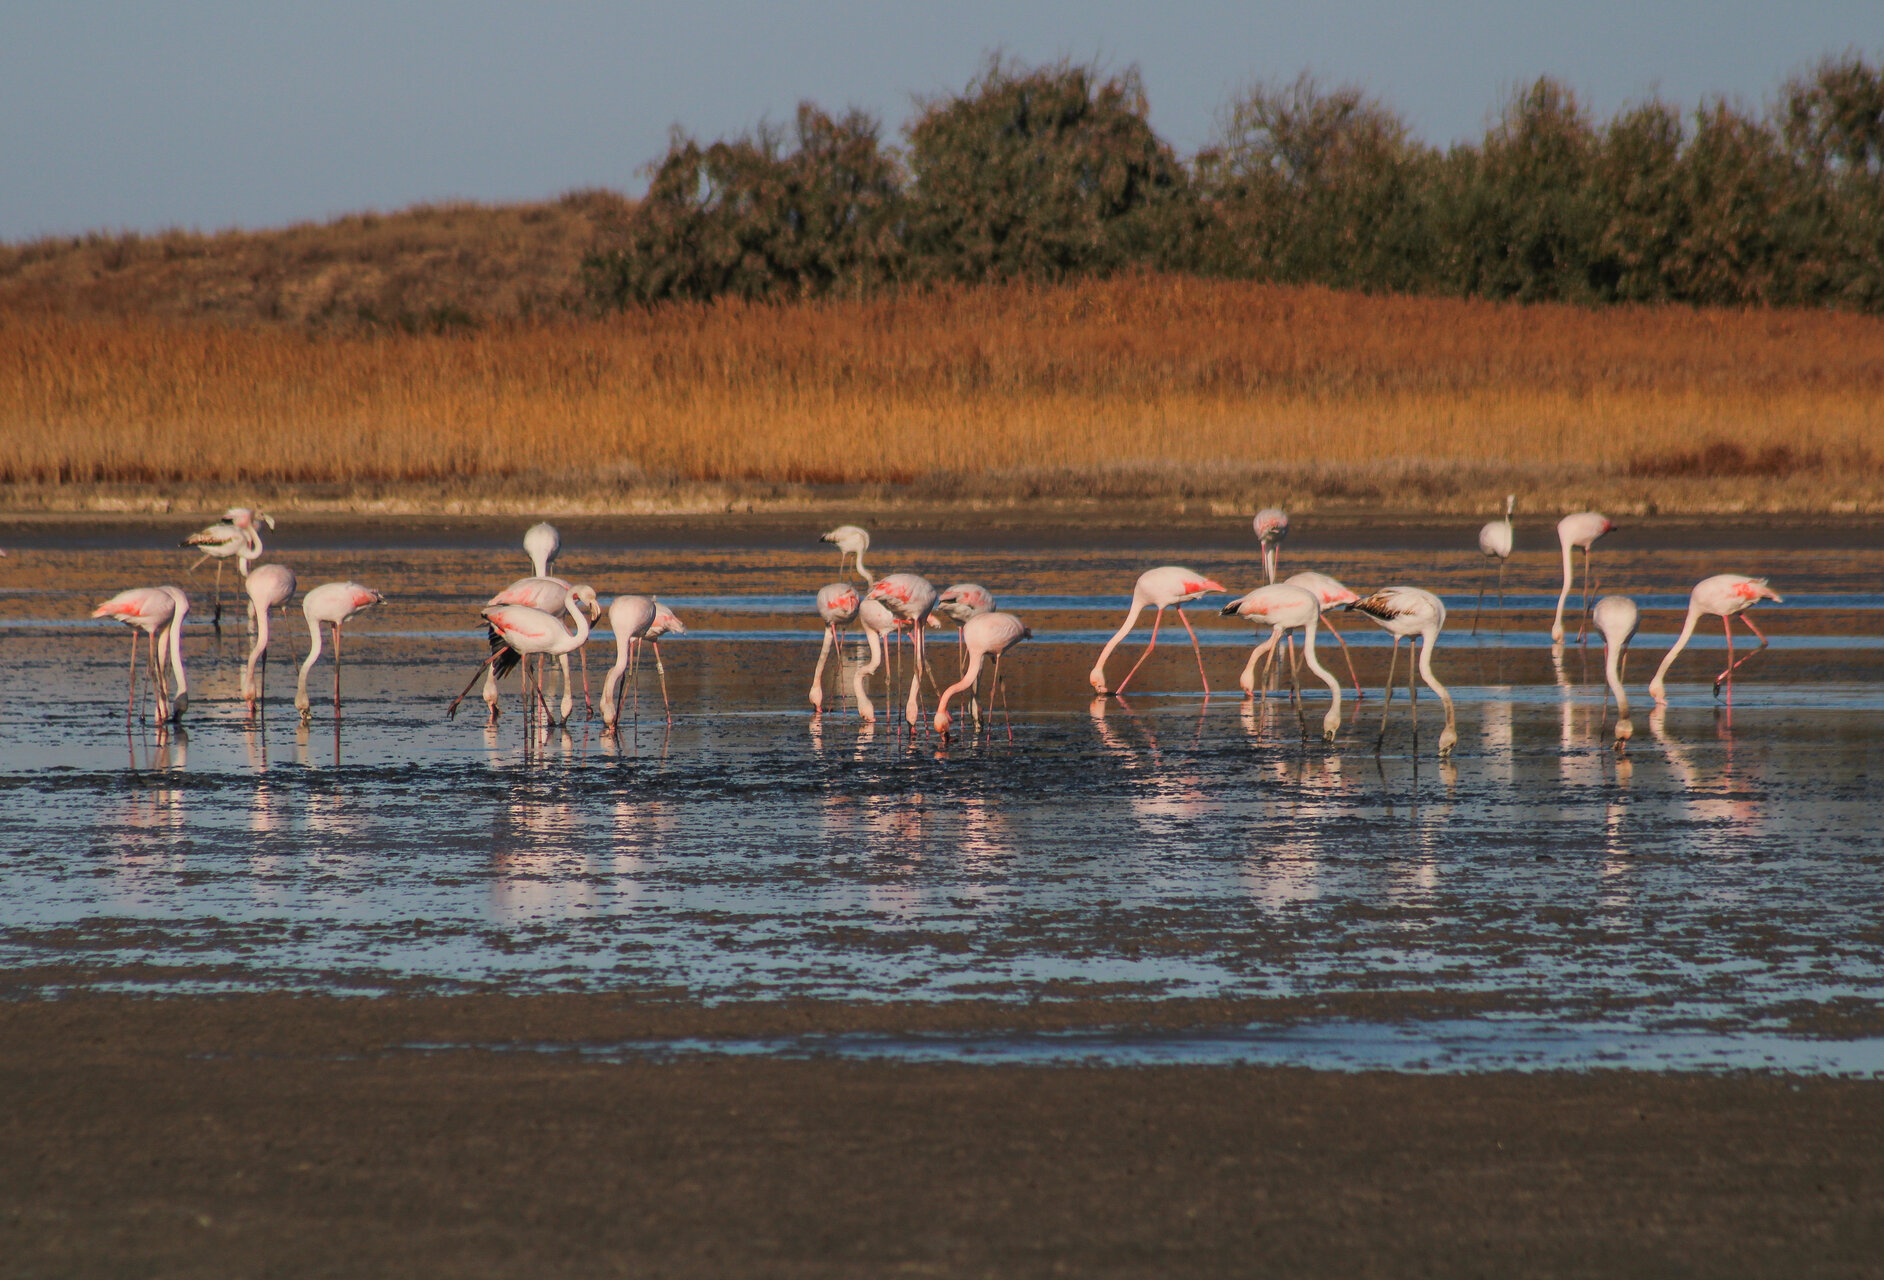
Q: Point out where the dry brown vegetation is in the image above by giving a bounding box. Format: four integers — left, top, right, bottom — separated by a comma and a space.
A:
4, 274, 1883, 514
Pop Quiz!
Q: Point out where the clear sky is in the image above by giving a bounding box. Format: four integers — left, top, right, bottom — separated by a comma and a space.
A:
4, 1, 1880, 240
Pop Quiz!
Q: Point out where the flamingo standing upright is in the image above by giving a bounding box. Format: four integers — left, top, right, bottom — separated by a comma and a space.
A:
850, 598, 902, 724
241, 564, 298, 711
1551, 511, 1614, 644
1281, 571, 1365, 702
485, 578, 600, 720
92, 586, 179, 721
821, 525, 872, 585
1089, 567, 1225, 697
934, 612, 1030, 737
523, 523, 561, 578
810, 583, 862, 714
1647, 575, 1783, 706
599, 595, 656, 730
181, 508, 270, 628
296, 582, 385, 723
1473, 495, 1515, 636
867, 573, 940, 726
1253, 509, 1289, 583
449, 591, 591, 731
1347, 587, 1457, 757
1592, 595, 1639, 748
1221, 583, 1342, 740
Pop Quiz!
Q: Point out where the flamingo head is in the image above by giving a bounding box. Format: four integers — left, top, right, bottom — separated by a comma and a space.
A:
1088, 666, 1109, 694
1438, 726, 1458, 758
1614, 717, 1634, 746
1738, 578, 1783, 605
569, 585, 602, 620
933, 708, 952, 735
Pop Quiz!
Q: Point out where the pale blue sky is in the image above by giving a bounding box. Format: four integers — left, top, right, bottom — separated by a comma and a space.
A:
3, 1, 1879, 239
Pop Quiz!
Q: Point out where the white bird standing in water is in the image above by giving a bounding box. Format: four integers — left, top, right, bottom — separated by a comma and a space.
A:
600, 595, 657, 730
850, 598, 902, 724
241, 564, 298, 711
1089, 567, 1225, 697
810, 583, 863, 714
92, 587, 179, 721
523, 523, 561, 578
1473, 495, 1515, 636
1253, 509, 1289, 584
1592, 594, 1639, 748
1347, 586, 1457, 757
933, 611, 1030, 737
1551, 511, 1614, 644
1647, 574, 1783, 706
181, 508, 271, 628
296, 582, 386, 723
821, 525, 872, 586
1221, 583, 1342, 741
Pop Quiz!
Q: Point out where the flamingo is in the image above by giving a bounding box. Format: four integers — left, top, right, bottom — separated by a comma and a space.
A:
1346, 587, 1457, 757
485, 578, 600, 720
241, 564, 297, 710
1254, 508, 1289, 583
92, 586, 178, 720
181, 508, 271, 628
1089, 567, 1225, 697
296, 582, 386, 723
640, 603, 687, 714
1592, 595, 1639, 749
935, 583, 996, 716
850, 598, 902, 724
1221, 583, 1342, 740
1647, 575, 1783, 706
449, 590, 591, 730
934, 612, 1031, 737
810, 583, 863, 714
1551, 512, 1614, 644
156, 586, 190, 722
523, 522, 561, 578
1473, 495, 1515, 636
867, 573, 940, 726
600, 595, 656, 730
821, 525, 872, 585
1281, 570, 1365, 702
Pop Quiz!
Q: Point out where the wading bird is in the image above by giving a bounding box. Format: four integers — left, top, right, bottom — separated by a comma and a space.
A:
296, 582, 385, 723
1551, 511, 1614, 644
485, 578, 600, 720
156, 586, 191, 722
450, 589, 591, 732
934, 612, 1030, 738
1647, 575, 1783, 706
1222, 583, 1342, 741
181, 508, 271, 628
821, 525, 872, 585
1592, 594, 1639, 748
810, 583, 863, 714
1347, 586, 1457, 757
1474, 495, 1515, 635
1254, 509, 1289, 583
523, 522, 561, 578
92, 586, 179, 721
1090, 567, 1225, 697
600, 595, 656, 730
867, 573, 940, 727
1282, 571, 1365, 702
241, 564, 297, 711
850, 598, 902, 724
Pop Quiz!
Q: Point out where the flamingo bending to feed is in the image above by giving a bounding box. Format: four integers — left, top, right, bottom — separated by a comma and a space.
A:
821, 525, 872, 585
935, 583, 996, 714
1647, 575, 1783, 706
1347, 587, 1457, 757
1281, 571, 1365, 702
93, 587, 179, 720
523, 522, 561, 578
449, 590, 591, 730
1473, 495, 1515, 636
867, 573, 940, 726
241, 564, 298, 710
1089, 567, 1225, 697
600, 596, 656, 730
1254, 509, 1289, 583
1222, 583, 1342, 741
181, 508, 271, 628
1592, 595, 1639, 748
934, 612, 1030, 737
296, 582, 385, 723
485, 578, 600, 720
810, 583, 862, 714
1551, 512, 1614, 644
850, 598, 902, 724
155, 586, 191, 721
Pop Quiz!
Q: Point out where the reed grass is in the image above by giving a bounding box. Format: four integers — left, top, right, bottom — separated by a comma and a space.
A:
4, 276, 1882, 513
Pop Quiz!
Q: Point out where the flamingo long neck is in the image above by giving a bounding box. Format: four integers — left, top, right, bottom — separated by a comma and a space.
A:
1417, 630, 1455, 722
239, 526, 263, 574
600, 625, 634, 724
1262, 545, 1277, 585
165, 613, 189, 714
852, 628, 884, 718
1091, 598, 1149, 683
549, 598, 592, 654
937, 646, 988, 719
1551, 533, 1575, 638
852, 550, 873, 587
296, 614, 324, 704
1649, 604, 1703, 699
1240, 626, 1283, 692
809, 625, 835, 708
245, 604, 272, 693
1300, 616, 1342, 715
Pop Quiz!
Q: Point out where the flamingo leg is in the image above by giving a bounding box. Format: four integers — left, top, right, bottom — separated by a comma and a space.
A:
1577, 545, 1593, 643
331, 623, 342, 715
1321, 617, 1364, 703
1713, 615, 1738, 699
994, 652, 1013, 744
1406, 642, 1420, 745
580, 647, 593, 719
212, 561, 224, 630
126, 630, 140, 720
1176, 606, 1209, 696
1472, 574, 1487, 636
1496, 559, 1507, 612
654, 642, 671, 717
1113, 608, 1164, 695
1375, 638, 1401, 751
1717, 612, 1773, 690
448, 649, 506, 719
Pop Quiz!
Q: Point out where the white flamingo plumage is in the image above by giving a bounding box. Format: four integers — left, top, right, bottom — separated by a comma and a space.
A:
1592, 594, 1639, 748
810, 583, 863, 714
1347, 586, 1457, 757
1473, 495, 1515, 636
1551, 512, 1614, 643
1281, 570, 1365, 702
850, 598, 902, 724
1222, 583, 1342, 740
485, 577, 600, 720
1254, 508, 1289, 583
92, 586, 180, 721
448, 591, 591, 731
599, 595, 657, 730
867, 573, 940, 727
934, 612, 1030, 737
181, 508, 270, 628
523, 523, 561, 578
1648, 575, 1783, 706
241, 564, 298, 710
821, 525, 872, 586
1089, 566, 1225, 697
296, 582, 385, 723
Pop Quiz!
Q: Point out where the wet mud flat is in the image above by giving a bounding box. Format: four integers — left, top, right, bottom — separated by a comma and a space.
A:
5, 994, 1884, 1279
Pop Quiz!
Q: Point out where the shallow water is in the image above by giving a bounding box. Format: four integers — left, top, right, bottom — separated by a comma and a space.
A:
2, 517, 1882, 1071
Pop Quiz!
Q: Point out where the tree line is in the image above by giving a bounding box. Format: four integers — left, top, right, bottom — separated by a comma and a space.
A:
583, 54, 1884, 312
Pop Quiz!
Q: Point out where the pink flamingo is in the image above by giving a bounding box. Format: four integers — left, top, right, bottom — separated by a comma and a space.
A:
821, 525, 872, 585
934, 612, 1030, 737
850, 598, 902, 724
810, 583, 863, 714
1089, 567, 1225, 697
867, 573, 940, 726
92, 586, 179, 720
181, 508, 271, 629
1593, 595, 1639, 748
449, 590, 591, 731
156, 586, 190, 722
1347, 587, 1457, 757
1281, 570, 1365, 701
1551, 512, 1614, 643
1647, 575, 1783, 706
1221, 583, 1342, 740
241, 564, 297, 711
523, 522, 561, 578
1473, 495, 1515, 635
1254, 508, 1289, 583
600, 595, 657, 730
296, 582, 386, 723
485, 578, 600, 720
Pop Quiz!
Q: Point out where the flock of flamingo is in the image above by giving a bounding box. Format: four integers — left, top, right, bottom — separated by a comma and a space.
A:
86, 501, 1783, 756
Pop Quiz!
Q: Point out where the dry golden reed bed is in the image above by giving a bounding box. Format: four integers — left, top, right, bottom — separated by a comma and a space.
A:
4, 276, 1882, 514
